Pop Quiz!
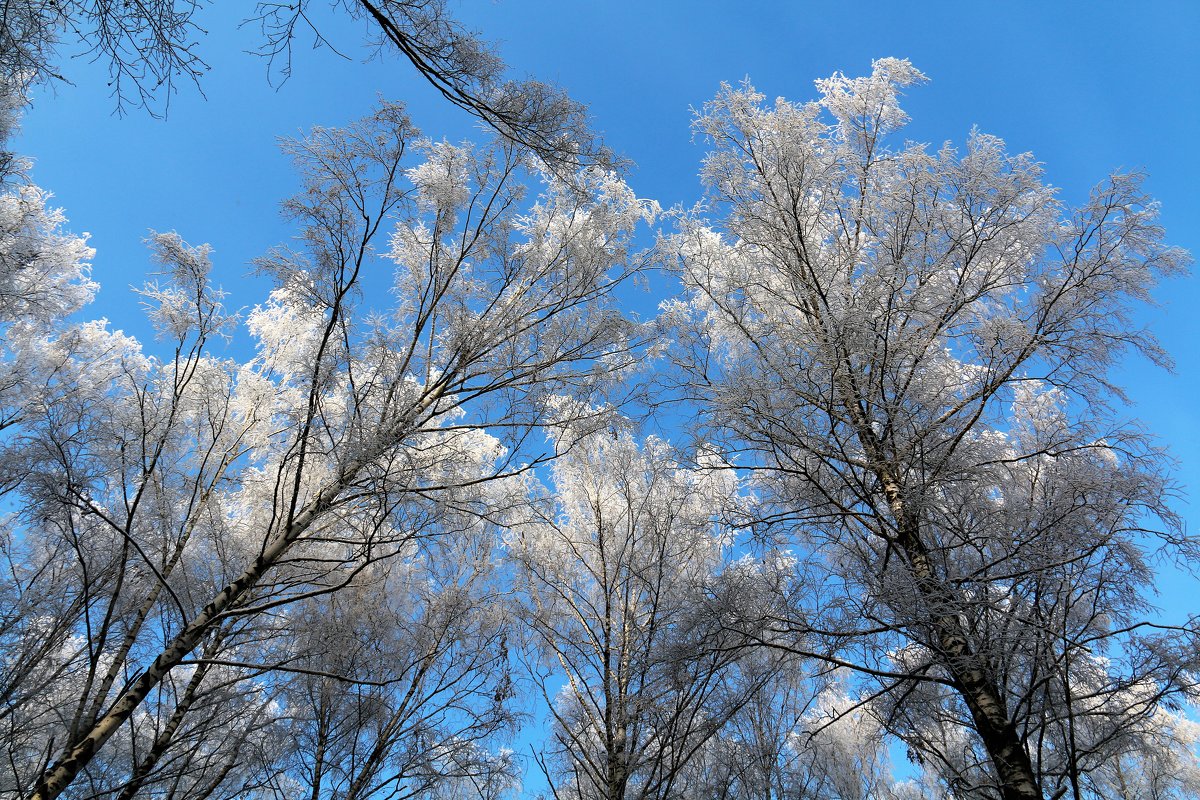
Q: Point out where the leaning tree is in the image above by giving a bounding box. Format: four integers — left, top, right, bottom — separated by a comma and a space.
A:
1, 98, 653, 799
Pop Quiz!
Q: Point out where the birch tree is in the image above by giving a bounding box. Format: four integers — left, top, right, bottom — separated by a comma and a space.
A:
1, 98, 652, 799
508, 431, 746, 800
663, 59, 1196, 800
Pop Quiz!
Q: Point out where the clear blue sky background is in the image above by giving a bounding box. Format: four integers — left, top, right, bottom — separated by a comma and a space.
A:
13, 0, 1200, 787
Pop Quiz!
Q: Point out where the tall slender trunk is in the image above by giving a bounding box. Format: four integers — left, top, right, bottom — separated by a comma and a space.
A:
881, 471, 1041, 800
837, 361, 1042, 800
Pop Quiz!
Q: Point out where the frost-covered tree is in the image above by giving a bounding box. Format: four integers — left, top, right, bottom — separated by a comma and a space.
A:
0, 82, 111, 796
508, 430, 748, 800
663, 58, 1196, 800
1080, 696, 1200, 799
1, 98, 652, 799
6, 42, 1199, 800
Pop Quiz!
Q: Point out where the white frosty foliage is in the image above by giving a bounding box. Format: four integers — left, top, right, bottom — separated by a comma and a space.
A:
246, 285, 329, 379
0, 184, 96, 332
407, 139, 473, 212
815, 57, 927, 140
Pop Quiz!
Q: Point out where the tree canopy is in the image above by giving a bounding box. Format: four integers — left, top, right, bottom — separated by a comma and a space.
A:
2, 7, 1198, 800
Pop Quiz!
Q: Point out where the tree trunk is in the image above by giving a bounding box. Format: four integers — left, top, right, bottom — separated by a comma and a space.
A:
884, 476, 1042, 800
28, 473, 351, 800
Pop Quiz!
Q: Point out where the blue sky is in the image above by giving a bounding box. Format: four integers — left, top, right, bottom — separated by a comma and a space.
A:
13, 0, 1200, 777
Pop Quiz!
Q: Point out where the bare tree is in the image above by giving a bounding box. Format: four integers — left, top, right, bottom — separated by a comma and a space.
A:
0, 0, 208, 112
2, 0, 603, 168
663, 59, 1196, 800
252, 0, 606, 172
1, 98, 651, 799
508, 431, 749, 800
